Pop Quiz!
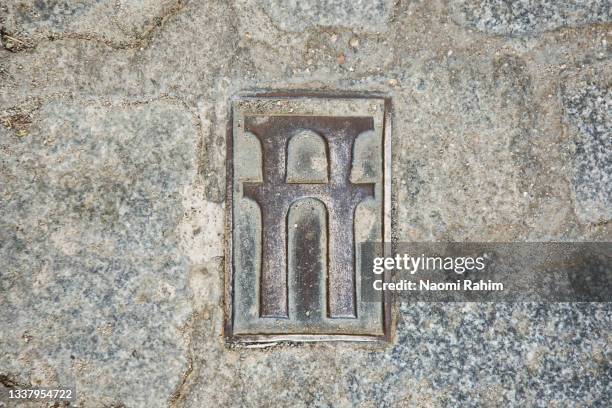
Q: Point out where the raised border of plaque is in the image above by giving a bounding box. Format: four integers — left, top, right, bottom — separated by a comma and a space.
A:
224, 91, 392, 343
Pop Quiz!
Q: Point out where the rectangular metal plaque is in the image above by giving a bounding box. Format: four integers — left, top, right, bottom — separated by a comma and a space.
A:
225, 93, 391, 343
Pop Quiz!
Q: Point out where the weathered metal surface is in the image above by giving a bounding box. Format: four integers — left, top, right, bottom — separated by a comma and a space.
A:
225, 94, 391, 342
244, 115, 375, 318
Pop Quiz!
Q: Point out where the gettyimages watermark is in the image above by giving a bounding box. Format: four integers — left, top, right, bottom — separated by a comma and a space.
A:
360, 242, 612, 302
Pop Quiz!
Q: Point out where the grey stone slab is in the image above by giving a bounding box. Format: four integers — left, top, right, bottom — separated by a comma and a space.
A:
563, 80, 612, 225
450, 0, 611, 36
1, 0, 181, 47
0, 100, 197, 407
260, 0, 394, 32
179, 303, 611, 407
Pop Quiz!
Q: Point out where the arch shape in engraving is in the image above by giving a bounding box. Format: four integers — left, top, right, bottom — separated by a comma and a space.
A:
237, 131, 263, 182
287, 198, 328, 321
350, 130, 380, 183
286, 129, 329, 183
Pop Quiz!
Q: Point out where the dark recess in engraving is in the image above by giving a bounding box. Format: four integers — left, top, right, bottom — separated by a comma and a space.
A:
290, 200, 327, 321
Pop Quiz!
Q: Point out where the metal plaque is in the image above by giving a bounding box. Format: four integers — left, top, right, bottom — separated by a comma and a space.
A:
225, 93, 391, 342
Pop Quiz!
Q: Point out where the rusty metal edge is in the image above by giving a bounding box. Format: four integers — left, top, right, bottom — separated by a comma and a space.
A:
223, 100, 235, 342
224, 90, 394, 345
382, 97, 394, 344
230, 334, 387, 343
236, 88, 391, 101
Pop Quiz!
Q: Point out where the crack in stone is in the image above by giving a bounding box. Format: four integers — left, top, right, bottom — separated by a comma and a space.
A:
0, 0, 188, 53
0, 373, 27, 388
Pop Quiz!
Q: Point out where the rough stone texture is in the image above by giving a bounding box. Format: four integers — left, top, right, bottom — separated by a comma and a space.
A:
1, 0, 611, 407
260, 0, 394, 32
1, 0, 182, 48
451, 0, 611, 36
0, 101, 198, 406
562, 76, 612, 224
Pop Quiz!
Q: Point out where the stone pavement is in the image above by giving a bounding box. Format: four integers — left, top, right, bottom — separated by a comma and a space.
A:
0, 1, 610, 407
